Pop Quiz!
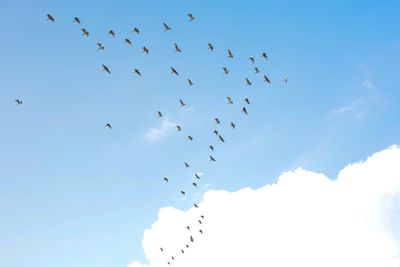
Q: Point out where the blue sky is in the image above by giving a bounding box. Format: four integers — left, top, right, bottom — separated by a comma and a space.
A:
0, 0, 399, 266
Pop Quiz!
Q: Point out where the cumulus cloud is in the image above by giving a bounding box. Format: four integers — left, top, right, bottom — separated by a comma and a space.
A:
145, 119, 177, 142
128, 146, 400, 267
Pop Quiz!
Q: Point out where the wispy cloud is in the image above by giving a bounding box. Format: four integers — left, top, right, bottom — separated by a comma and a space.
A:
362, 79, 375, 91
145, 119, 177, 142
327, 97, 369, 119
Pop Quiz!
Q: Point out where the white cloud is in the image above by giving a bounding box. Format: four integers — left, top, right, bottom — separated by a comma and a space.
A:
327, 97, 368, 119
128, 146, 400, 267
145, 119, 177, 142
362, 79, 375, 91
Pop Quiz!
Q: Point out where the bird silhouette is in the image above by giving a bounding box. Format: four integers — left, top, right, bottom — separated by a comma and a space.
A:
214, 118, 220, 124
263, 75, 271, 83
176, 125, 182, 131
227, 96, 233, 104
125, 38, 132, 45
163, 22, 172, 31
46, 14, 55, 23
134, 69, 142, 76
174, 43, 182, 53
143, 47, 149, 54
81, 28, 89, 37
167, 262, 170, 265
244, 98, 251, 105
157, 111, 163, 118
227, 49, 234, 58
194, 203, 199, 208
242, 107, 248, 115
73, 17, 81, 25
171, 256, 175, 260
102, 64, 111, 74
184, 162, 190, 168
96, 43, 105, 51
181, 249, 185, 254
186, 244, 189, 248
181, 191, 186, 195
15, 99, 23, 105
230, 122, 236, 129
209, 145, 214, 151
160, 247, 164, 252
192, 182, 197, 187
187, 79, 194, 86
261, 52, 268, 60
249, 56, 255, 64
208, 43, 214, 51
163, 177, 169, 182
210, 155, 216, 162
171, 67, 179, 76
195, 173, 201, 179
132, 27, 140, 34
245, 78, 252, 86
223, 67, 229, 75
200, 215, 204, 219
108, 30, 116, 37
283, 76, 289, 83
254, 67, 260, 74
179, 99, 186, 107
186, 226, 190, 230
218, 135, 225, 143
199, 229, 203, 234
198, 220, 202, 224
190, 236, 194, 242
213, 130, 219, 136
188, 135, 193, 141
187, 13, 196, 22
105, 123, 112, 129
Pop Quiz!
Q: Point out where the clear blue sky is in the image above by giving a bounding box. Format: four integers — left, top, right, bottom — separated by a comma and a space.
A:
0, 0, 399, 266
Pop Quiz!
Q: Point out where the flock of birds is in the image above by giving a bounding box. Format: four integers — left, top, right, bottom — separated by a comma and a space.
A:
12, 12, 290, 265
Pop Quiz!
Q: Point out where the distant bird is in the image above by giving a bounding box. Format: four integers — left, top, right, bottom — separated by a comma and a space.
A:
96, 43, 105, 51
210, 155, 216, 162
249, 56, 255, 64
171, 256, 175, 260
134, 69, 142, 76
261, 51, 268, 60
208, 43, 214, 51
167, 262, 170, 265
187, 13, 196, 22
105, 123, 112, 129
171, 67, 179, 76
181, 249, 185, 254
209, 145, 214, 151
186, 226, 190, 230
283, 76, 289, 83
242, 107, 248, 115
184, 162, 190, 168
46, 14, 55, 23
190, 236, 194, 242
143, 46, 149, 54
181, 191, 186, 196
186, 244, 189, 248
244, 98, 251, 105
192, 182, 197, 187
125, 38, 132, 45
227, 96, 233, 104
81, 28, 89, 37
198, 220, 202, 224
176, 125, 182, 131
188, 135, 193, 141
263, 75, 271, 83
214, 118, 220, 124
157, 111, 163, 118
223, 67, 229, 75
108, 30, 116, 37
73, 17, 81, 25
230, 122, 236, 129
179, 99, 186, 107
102, 64, 111, 74
163, 177, 169, 182
200, 215, 204, 219
163, 22, 172, 31
254, 67, 260, 74
187, 79, 194, 86
194, 203, 199, 208
174, 43, 182, 53
160, 247, 164, 252
15, 99, 23, 105
199, 230, 203, 234
132, 27, 140, 34
213, 130, 219, 136
195, 173, 201, 179
218, 135, 225, 143
245, 78, 252, 86
227, 49, 234, 58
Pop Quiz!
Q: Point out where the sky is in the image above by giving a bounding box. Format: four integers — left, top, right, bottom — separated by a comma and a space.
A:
0, 0, 399, 267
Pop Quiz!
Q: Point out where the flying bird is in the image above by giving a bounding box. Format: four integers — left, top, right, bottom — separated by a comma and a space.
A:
227, 49, 234, 58
184, 162, 190, 168
209, 145, 214, 151
210, 155, 216, 162
227, 96, 233, 104
108, 30, 116, 37
200, 215, 204, 219
163, 177, 169, 182
263, 75, 271, 83
125, 38, 132, 45
134, 69, 142, 76
181, 249, 185, 254
242, 107, 248, 115
96, 43, 105, 51
167, 262, 171, 265
46, 14, 55, 22
187, 79, 193, 86
163, 22, 172, 31
190, 236, 194, 242
171, 67, 179, 76
283, 76, 289, 83
132, 27, 140, 34
187, 13, 195, 22
218, 135, 225, 143
176, 125, 182, 131
171, 256, 175, 260
174, 43, 182, 53
157, 111, 163, 118
230, 122, 236, 129
198, 220, 202, 224
254, 67, 260, 74
81, 28, 89, 37
214, 118, 220, 124
105, 123, 112, 129
208, 43, 214, 51
195, 173, 201, 179
179, 99, 186, 107
261, 52, 268, 60
186, 244, 189, 248
188, 135, 193, 141
223, 67, 229, 75
73, 17, 81, 25
186, 226, 190, 230
249, 56, 255, 64
194, 203, 199, 208
102, 64, 111, 74
160, 247, 164, 252
181, 191, 186, 196
199, 230, 203, 234
244, 98, 250, 105
213, 130, 219, 136
143, 46, 149, 54
15, 99, 23, 105
245, 78, 252, 86
192, 182, 197, 187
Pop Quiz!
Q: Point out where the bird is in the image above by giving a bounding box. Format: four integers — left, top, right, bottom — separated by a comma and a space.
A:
195, 173, 201, 179
208, 43, 214, 51
214, 118, 220, 124
176, 125, 182, 131
213, 130, 219, 136
163, 22, 172, 31
174, 43, 182, 53
261, 51, 268, 60
46, 14, 55, 22
198, 220, 202, 224
222, 67, 229, 75
105, 123, 112, 129
227, 96, 233, 104
167, 262, 170, 265
134, 69, 142, 76
132, 27, 140, 34
157, 111, 163, 118
194, 203, 199, 208
181, 191, 186, 195
96, 43, 105, 51
15, 99, 23, 105
245, 78, 252, 86
254, 67, 260, 74
160, 247, 164, 252
184, 162, 190, 168
209, 145, 214, 151
179, 99, 186, 107
187, 79, 193, 86
218, 135, 225, 143
187, 13, 196, 22
171, 67, 179, 76
210, 155, 216, 162
244, 98, 251, 105
125, 38, 132, 45
188, 135, 193, 141
263, 75, 271, 83
181, 249, 185, 254
242, 107, 248, 115
142, 47, 149, 54
108, 30, 116, 37
190, 236, 194, 242
200, 215, 204, 219
171, 256, 175, 260
102, 64, 111, 74
249, 56, 255, 64
186, 226, 190, 230
230, 122, 236, 129
186, 244, 189, 248
73, 17, 81, 25
81, 28, 89, 37
227, 49, 234, 58
283, 76, 289, 83
192, 182, 197, 187
163, 177, 169, 182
